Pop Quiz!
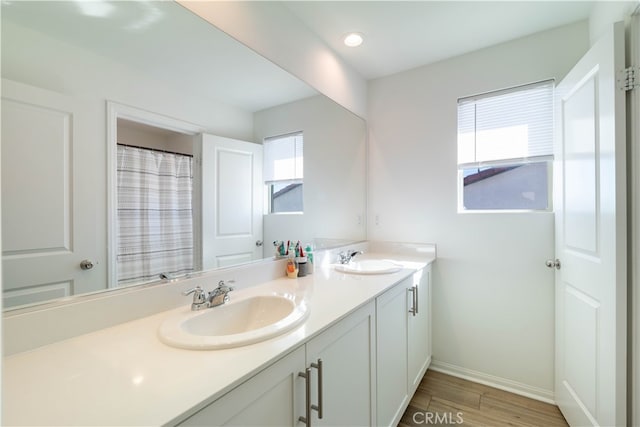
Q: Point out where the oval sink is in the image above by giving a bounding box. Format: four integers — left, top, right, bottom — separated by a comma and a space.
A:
334, 259, 402, 275
158, 295, 308, 350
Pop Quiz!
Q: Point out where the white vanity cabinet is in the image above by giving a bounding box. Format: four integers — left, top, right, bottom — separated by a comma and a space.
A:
376, 265, 432, 427
376, 277, 411, 426
305, 301, 376, 426
408, 264, 432, 394
177, 301, 376, 426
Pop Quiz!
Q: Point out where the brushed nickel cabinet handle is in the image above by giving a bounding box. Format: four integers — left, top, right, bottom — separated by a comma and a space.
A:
311, 359, 323, 419
408, 287, 417, 316
298, 367, 312, 426
414, 285, 419, 315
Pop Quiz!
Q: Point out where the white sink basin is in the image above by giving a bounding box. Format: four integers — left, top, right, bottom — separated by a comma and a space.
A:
334, 259, 403, 275
159, 294, 308, 350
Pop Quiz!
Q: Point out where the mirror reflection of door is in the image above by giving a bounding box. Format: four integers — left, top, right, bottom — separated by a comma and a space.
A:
194, 134, 263, 270
1, 80, 102, 308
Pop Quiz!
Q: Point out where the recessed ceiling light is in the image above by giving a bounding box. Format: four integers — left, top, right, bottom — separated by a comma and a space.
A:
343, 32, 364, 48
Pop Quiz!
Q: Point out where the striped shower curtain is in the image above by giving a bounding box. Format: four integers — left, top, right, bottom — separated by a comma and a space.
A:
117, 145, 194, 286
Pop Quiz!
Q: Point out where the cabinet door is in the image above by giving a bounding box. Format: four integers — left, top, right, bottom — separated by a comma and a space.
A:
408, 265, 431, 394
376, 278, 410, 427
178, 346, 305, 426
305, 302, 375, 427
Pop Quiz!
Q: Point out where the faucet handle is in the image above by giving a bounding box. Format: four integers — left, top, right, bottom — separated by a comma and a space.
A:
217, 279, 235, 291
182, 286, 207, 304
182, 285, 202, 296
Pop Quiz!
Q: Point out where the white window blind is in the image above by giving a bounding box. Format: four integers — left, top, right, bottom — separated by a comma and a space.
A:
457, 79, 554, 168
263, 132, 303, 184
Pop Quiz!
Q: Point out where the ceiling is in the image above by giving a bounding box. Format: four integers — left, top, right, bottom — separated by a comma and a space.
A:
283, 1, 595, 80
2, 1, 595, 112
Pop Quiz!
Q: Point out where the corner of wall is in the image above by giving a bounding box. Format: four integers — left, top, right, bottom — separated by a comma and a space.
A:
589, 1, 639, 45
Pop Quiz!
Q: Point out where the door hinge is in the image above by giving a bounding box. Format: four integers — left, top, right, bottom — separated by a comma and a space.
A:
618, 66, 639, 91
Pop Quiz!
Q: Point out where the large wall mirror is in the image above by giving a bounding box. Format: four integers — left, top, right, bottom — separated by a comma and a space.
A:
1, 1, 366, 310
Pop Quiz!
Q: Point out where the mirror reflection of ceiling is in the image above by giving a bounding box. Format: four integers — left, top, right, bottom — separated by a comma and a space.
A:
2, 0, 316, 112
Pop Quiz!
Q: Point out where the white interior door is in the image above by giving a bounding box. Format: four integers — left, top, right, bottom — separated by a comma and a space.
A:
194, 134, 263, 270
1, 79, 102, 307
553, 22, 627, 426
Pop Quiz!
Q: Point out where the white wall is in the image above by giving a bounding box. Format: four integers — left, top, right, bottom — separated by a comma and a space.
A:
368, 21, 589, 400
117, 120, 195, 155
177, 1, 368, 120
1, 20, 254, 141
254, 95, 367, 252
589, 0, 639, 45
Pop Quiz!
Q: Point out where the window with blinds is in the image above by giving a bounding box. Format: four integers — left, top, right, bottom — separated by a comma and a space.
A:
457, 80, 554, 211
263, 132, 304, 213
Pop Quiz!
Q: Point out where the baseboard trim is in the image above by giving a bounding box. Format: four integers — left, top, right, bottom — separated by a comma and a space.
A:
429, 360, 556, 405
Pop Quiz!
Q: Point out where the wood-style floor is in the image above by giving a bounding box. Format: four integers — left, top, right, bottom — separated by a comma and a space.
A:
399, 370, 568, 427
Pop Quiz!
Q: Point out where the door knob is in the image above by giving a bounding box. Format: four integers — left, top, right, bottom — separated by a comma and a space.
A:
545, 259, 561, 270
255, 240, 264, 247
80, 259, 95, 270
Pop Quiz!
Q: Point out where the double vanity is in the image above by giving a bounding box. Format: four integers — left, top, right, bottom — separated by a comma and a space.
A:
3, 243, 435, 426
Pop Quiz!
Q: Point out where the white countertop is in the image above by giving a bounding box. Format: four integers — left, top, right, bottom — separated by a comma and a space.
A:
3, 253, 434, 426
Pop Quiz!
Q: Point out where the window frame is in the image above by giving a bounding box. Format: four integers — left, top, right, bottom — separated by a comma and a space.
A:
456, 80, 555, 213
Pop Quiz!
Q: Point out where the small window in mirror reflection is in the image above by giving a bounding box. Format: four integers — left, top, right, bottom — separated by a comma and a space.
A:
264, 132, 304, 214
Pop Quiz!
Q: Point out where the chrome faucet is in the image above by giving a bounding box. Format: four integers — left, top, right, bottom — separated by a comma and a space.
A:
182, 280, 235, 311
337, 250, 363, 264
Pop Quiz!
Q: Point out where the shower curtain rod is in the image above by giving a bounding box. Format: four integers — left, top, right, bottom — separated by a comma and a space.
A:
117, 142, 193, 157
